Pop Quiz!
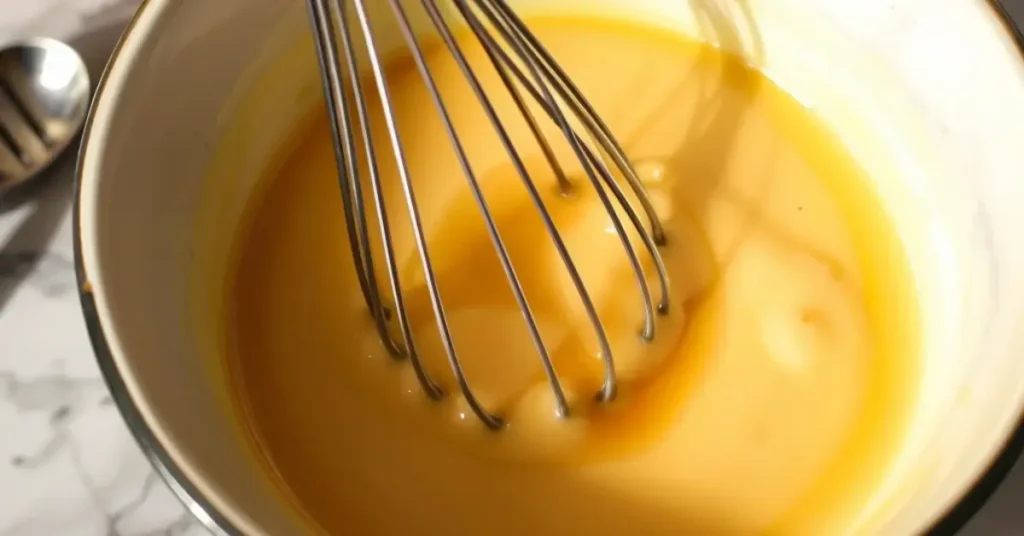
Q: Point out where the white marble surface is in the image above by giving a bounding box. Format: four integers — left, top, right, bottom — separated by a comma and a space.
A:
0, 1, 205, 535
0, 0, 1023, 535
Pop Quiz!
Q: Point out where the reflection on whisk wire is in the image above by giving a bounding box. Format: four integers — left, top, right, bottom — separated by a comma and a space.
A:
306, 0, 672, 430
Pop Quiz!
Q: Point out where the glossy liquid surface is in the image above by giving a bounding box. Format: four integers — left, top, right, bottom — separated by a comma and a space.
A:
223, 17, 919, 535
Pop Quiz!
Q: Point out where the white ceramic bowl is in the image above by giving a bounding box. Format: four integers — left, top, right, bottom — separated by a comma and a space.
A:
75, 0, 1024, 534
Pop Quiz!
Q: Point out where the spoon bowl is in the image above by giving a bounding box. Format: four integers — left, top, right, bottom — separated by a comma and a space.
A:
0, 38, 90, 194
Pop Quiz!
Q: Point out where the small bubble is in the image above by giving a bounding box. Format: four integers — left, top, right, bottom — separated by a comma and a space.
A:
635, 159, 668, 186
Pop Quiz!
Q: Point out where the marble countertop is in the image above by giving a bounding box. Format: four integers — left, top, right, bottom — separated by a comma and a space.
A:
0, 2, 205, 535
0, 0, 1023, 535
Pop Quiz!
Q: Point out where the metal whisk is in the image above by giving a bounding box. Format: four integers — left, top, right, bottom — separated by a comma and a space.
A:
306, 0, 672, 430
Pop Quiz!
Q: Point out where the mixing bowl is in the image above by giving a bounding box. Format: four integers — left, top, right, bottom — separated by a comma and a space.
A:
74, 0, 1024, 533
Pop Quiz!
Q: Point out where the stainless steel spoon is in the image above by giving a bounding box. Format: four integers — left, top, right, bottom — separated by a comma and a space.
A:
0, 38, 90, 194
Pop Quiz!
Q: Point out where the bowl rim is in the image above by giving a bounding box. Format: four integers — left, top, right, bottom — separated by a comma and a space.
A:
72, 0, 1024, 534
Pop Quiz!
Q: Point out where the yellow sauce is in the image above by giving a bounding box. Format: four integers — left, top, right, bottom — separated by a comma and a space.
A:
222, 16, 920, 535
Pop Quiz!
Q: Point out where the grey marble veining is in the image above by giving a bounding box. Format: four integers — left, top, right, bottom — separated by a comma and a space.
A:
0, 1, 204, 535
0, 0, 1023, 535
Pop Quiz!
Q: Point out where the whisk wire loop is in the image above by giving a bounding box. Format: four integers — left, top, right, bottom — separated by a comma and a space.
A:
306, 0, 675, 428
448, 0, 622, 399
467, 0, 672, 320
460, 0, 660, 343
487, 0, 669, 248
306, 0, 397, 355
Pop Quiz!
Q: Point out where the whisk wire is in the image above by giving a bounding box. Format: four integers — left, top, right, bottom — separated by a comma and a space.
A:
352, 0, 448, 400
454, 6, 573, 194
307, 0, 393, 353
431, 0, 630, 404
306, 0, 678, 427
449, 0, 623, 399
394, 0, 573, 424
334, 0, 419, 358
488, 0, 669, 248
470, 0, 660, 342
460, 0, 673, 324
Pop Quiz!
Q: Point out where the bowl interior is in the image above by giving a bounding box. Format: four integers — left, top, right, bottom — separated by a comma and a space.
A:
77, 0, 1024, 533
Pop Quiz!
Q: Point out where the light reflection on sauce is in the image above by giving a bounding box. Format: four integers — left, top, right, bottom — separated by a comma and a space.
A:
221, 16, 920, 535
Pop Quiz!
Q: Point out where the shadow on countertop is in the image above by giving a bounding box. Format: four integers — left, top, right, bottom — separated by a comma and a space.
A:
0, 9, 132, 313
